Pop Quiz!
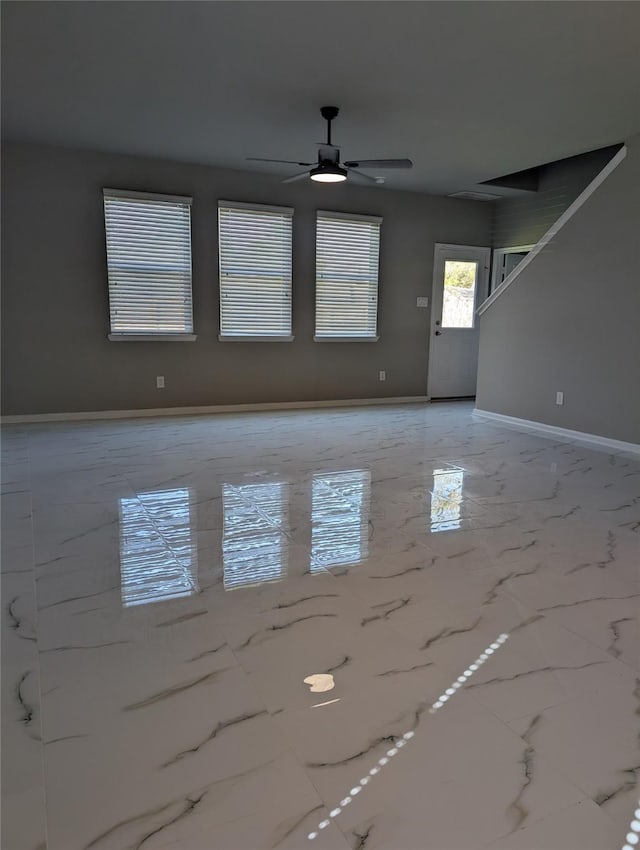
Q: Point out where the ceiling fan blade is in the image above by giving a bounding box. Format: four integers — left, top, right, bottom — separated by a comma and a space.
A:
281, 171, 310, 184
247, 157, 314, 166
345, 167, 378, 184
344, 159, 413, 169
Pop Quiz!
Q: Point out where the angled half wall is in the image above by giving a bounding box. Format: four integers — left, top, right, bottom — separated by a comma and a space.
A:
475, 134, 640, 445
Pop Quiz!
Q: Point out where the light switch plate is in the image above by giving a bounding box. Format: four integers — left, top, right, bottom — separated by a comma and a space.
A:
416, 297, 429, 308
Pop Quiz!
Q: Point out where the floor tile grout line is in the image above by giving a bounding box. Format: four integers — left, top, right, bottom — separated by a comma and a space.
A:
25, 426, 51, 850
620, 800, 640, 850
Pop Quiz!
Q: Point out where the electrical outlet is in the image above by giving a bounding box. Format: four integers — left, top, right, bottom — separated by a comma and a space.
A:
555, 391, 564, 405
156, 376, 165, 389
379, 370, 386, 381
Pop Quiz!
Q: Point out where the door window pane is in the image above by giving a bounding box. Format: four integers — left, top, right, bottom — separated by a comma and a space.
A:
441, 261, 478, 328
430, 469, 464, 532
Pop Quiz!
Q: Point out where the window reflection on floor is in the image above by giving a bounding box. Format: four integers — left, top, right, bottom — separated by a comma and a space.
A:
311, 470, 371, 571
119, 488, 198, 606
222, 481, 288, 590
430, 468, 465, 532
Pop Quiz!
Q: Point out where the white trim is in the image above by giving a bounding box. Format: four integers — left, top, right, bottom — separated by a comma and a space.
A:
313, 335, 379, 343
430, 243, 492, 254
103, 188, 192, 205
218, 335, 294, 342
473, 408, 640, 456
316, 209, 383, 224
218, 200, 294, 216
478, 145, 628, 315
1, 396, 430, 425
108, 333, 197, 342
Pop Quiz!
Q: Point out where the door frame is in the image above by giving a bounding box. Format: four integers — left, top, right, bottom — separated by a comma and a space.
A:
427, 243, 491, 400
490, 244, 534, 294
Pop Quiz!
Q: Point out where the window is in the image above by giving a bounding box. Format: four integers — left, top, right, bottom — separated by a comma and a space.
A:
222, 481, 288, 590
119, 488, 197, 606
311, 469, 371, 571
218, 201, 293, 340
441, 260, 478, 328
315, 211, 381, 341
103, 189, 194, 340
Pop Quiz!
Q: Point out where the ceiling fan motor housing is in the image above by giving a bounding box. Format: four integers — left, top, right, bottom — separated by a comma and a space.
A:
318, 145, 340, 165
320, 106, 339, 122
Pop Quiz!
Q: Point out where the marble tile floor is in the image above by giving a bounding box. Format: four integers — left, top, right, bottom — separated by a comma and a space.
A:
1, 402, 638, 850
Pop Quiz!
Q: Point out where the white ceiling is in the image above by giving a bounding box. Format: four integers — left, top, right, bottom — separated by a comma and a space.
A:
2, 1, 639, 194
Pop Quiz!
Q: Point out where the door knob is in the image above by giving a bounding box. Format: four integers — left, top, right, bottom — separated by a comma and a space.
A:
435, 330, 442, 336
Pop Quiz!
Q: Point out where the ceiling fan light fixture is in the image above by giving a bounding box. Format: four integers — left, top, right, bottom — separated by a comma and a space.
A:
248, 107, 412, 186
310, 163, 347, 183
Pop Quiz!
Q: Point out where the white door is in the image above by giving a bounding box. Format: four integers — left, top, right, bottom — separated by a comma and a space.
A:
428, 244, 491, 399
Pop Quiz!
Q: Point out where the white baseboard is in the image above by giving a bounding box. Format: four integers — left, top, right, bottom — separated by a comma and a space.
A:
1, 395, 430, 425
473, 408, 640, 456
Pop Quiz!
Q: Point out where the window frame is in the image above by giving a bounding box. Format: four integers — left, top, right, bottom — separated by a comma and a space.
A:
217, 200, 294, 342
103, 188, 196, 342
314, 209, 382, 342
489, 245, 534, 295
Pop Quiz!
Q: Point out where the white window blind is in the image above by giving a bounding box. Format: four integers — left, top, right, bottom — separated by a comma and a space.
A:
315, 211, 381, 340
103, 189, 194, 337
218, 201, 293, 339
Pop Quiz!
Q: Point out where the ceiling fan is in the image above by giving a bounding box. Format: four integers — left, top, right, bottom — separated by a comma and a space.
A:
247, 106, 413, 184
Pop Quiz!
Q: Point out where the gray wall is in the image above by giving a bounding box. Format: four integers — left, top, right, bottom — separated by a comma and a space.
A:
477, 134, 640, 444
491, 145, 621, 248
1, 142, 491, 416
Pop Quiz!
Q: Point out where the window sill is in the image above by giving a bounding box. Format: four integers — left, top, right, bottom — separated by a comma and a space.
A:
314, 335, 380, 343
108, 333, 197, 342
218, 335, 295, 342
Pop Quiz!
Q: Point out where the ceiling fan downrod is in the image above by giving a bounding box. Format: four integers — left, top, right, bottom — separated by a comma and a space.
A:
320, 105, 339, 147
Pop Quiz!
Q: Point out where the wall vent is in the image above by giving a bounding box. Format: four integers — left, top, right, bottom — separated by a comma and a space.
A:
448, 191, 500, 201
